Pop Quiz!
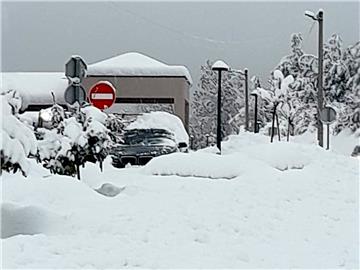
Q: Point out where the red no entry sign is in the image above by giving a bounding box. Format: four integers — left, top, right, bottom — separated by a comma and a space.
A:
88, 81, 116, 110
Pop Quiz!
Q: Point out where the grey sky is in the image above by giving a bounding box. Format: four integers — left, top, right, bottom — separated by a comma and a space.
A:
1, 1, 359, 86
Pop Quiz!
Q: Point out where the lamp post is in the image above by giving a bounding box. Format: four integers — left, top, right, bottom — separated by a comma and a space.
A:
244, 69, 249, 131
305, 9, 324, 147
212, 60, 230, 153
250, 90, 258, 133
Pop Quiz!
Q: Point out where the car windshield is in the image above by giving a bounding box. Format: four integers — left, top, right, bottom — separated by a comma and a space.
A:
123, 129, 176, 146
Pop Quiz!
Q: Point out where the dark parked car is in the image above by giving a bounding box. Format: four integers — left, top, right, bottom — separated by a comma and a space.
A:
111, 128, 187, 168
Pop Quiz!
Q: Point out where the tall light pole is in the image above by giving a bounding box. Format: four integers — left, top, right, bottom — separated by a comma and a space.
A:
244, 68, 249, 131
212, 60, 230, 153
305, 9, 324, 147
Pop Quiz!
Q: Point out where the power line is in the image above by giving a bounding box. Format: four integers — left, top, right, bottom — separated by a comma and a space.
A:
108, 1, 284, 47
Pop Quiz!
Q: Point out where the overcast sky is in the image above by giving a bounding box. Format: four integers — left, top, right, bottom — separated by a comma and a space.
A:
1, 1, 359, 85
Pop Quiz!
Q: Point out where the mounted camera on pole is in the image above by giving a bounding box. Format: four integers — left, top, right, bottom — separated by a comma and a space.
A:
64, 56, 87, 105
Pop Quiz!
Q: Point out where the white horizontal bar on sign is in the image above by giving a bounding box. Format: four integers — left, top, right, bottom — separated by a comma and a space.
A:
91, 93, 113, 100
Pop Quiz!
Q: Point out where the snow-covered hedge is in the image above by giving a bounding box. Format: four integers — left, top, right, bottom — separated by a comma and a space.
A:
1, 91, 37, 176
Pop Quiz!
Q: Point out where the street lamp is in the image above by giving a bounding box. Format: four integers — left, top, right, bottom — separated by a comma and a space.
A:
212, 60, 230, 153
305, 9, 324, 147
231, 68, 249, 131
250, 90, 258, 133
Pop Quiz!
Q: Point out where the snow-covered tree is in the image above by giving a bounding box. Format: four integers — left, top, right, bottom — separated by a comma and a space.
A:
1, 90, 37, 176
273, 33, 319, 134
323, 34, 351, 103
334, 41, 360, 133
190, 60, 245, 149
271, 33, 360, 135
256, 70, 294, 142
275, 33, 304, 79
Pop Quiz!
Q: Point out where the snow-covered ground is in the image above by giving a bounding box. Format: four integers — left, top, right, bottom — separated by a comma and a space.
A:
1, 132, 359, 268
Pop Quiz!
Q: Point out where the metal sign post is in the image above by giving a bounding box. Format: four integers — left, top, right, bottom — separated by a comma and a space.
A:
65, 56, 87, 105
320, 106, 337, 150
64, 84, 87, 105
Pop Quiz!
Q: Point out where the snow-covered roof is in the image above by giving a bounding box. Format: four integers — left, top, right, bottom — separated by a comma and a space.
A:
87, 52, 193, 85
1, 72, 68, 110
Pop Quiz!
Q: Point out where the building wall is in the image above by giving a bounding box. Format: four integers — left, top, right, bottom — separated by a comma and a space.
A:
83, 76, 190, 128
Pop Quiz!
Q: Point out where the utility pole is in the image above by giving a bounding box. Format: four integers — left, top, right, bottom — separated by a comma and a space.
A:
318, 10, 324, 147
305, 9, 324, 147
244, 68, 249, 131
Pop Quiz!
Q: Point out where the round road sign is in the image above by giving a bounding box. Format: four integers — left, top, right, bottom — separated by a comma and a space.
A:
64, 84, 87, 105
320, 106, 337, 124
89, 81, 116, 110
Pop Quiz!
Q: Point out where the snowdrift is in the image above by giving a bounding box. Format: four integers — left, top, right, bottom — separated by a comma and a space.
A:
1, 203, 61, 239
143, 133, 332, 178
1, 132, 359, 268
144, 152, 243, 179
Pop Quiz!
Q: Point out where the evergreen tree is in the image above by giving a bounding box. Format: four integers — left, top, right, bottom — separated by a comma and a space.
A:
323, 34, 351, 103
335, 41, 360, 133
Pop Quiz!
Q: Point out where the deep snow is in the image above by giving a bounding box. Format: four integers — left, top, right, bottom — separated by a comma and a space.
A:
1, 132, 359, 268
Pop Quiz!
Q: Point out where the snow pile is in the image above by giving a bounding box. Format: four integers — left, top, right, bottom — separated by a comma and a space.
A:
63, 118, 87, 146
239, 142, 315, 171
87, 52, 193, 85
1, 92, 37, 176
144, 131, 358, 178
37, 129, 71, 162
81, 106, 107, 124
94, 183, 125, 197
126, 111, 189, 144
143, 152, 244, 179
143, 138, 317, 178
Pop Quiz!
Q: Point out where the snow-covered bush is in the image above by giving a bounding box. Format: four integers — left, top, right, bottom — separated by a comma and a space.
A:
37, 128, 76, 176
37, 104, 111, 179
1, 90, 37, 176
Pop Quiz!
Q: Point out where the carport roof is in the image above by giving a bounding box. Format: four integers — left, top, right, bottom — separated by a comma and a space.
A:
87, 52, 193, 85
